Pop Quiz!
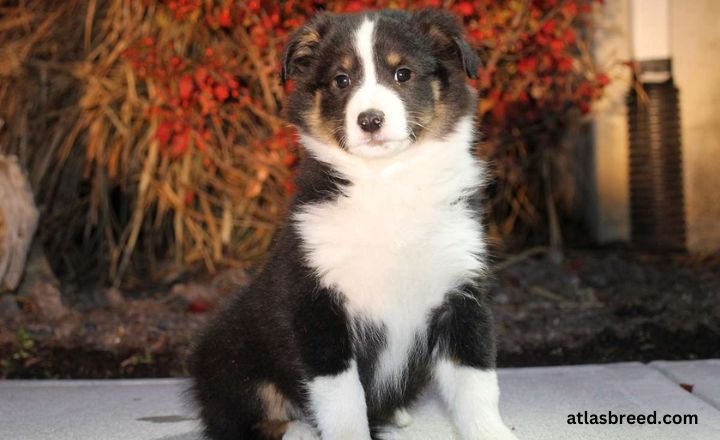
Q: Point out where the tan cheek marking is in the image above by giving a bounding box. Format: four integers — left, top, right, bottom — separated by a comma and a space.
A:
306, 92, 324, 137
306, 91, 338, 145
415, 81, 446, 142
386, 52, 401, 66
431, 80, 441, 101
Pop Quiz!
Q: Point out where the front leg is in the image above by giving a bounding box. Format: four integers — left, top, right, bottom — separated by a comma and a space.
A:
295, 290, 372, 440
431, 285, 518, 440
307, 360, 372, 440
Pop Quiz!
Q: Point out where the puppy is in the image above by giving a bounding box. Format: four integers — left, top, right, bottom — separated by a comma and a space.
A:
189, 9, 517, 440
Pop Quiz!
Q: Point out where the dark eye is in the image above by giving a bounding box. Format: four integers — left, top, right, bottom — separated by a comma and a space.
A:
334, 74, 351, 89
394, 68, 412, 83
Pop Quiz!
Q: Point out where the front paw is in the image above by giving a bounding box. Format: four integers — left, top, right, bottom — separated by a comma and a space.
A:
283, 421, 320, 440
323, 427, 373, 440
460, 422, 519, 440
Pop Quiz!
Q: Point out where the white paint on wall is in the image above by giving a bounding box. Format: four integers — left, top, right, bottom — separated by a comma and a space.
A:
671, 0, 720, 252
630, 0, 671, 60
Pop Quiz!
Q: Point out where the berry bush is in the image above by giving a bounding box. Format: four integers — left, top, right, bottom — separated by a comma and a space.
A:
0, 0, 609, 283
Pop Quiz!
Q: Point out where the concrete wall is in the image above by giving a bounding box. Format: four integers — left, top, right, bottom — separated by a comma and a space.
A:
587, 0, 632, 243
671, 0, 720, 252
588, 0, 720, 252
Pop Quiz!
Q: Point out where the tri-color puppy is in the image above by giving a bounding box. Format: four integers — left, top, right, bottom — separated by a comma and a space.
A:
189, 9, 517, 440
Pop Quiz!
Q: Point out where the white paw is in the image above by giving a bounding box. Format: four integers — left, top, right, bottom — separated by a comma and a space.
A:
283, 421, 320, 440
488, 426, 518, 440
464, 423, 519, 440
490, 427, 519, 440
392, 408, 412, 428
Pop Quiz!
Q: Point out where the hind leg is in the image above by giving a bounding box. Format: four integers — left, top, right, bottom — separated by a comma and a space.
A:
198, 399, 261, 440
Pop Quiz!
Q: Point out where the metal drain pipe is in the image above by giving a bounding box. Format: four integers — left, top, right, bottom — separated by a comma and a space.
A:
627, 0, 686, 250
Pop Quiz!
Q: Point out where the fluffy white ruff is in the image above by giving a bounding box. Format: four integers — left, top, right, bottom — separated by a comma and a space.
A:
297, 116, 485, 398
307, 360, 372, 440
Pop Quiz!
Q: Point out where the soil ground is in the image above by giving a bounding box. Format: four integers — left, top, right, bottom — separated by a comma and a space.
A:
1, 246, 719, 378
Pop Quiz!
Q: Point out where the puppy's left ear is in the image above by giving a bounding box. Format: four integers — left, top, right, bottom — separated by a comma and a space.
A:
281, 13, 332, 84
411, 9, 480, 79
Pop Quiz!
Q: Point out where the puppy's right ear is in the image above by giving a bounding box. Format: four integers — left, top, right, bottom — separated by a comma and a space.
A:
411, 9, 480, 79
281, 14, 331, 84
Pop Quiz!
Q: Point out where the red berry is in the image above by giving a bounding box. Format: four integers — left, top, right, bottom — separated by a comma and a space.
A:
345, 2, 364, 12
188, 300, 209, 313
550, 39, 565, 55
213, 84, 230, 102
562, 2, 578, 19
558, 57, 573, 73
170, 130, 190, 157
518, 57, 537, 74
218, 8, 232, 28
541, 20, 556, 35
247, 1, 261, 12
155, 121, 173, 146
178, 75, 194, 100
597, 73, 610, 87
456, 2, 474, 17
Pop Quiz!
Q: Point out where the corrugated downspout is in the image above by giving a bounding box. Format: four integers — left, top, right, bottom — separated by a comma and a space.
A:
627, 59, 686, 250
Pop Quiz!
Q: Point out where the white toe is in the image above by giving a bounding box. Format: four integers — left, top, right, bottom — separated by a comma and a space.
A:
283, 421, 320, 440
392, 408, 413, 428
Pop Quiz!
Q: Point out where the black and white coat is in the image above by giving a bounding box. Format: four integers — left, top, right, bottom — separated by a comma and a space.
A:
189, 9, 518, 440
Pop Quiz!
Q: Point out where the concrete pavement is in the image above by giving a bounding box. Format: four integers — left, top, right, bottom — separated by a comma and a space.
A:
1, 360, 719, 440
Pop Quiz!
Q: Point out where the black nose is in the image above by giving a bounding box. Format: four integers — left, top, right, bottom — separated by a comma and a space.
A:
357, 110, 385, 133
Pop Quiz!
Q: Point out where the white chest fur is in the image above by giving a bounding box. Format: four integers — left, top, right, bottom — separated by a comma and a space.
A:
295, 119, 486, 390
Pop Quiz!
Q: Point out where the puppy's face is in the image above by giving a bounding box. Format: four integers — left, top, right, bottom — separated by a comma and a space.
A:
283, 9, 479, 158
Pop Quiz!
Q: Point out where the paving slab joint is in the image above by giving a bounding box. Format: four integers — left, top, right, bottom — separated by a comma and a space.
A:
648, 362, 720, 411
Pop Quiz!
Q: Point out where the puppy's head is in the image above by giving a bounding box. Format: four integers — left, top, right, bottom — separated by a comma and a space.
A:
283, 9, 479, 158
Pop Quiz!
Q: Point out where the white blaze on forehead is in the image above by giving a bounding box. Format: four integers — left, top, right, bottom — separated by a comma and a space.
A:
346, 18, 410, 158
356, 19, 377, 87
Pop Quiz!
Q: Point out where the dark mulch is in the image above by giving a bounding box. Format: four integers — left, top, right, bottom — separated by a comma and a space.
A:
493, 247, 720, 366
1, 247, 719, 378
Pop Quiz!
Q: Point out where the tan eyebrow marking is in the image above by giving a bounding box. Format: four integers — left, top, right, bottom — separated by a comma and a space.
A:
386, 52, 401, 66
294, 30, 320, 58
340, 56, 353, 71
428, 25, 450, 44
299, 29, 320, 45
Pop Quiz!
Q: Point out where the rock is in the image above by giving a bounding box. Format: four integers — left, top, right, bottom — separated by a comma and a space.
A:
16, 243, 67, 319
104, 287, 125, 308
169, 282, 220, 308
0, 154, 39, 292
16, 243, 61, 294
23, 281, 69, 320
